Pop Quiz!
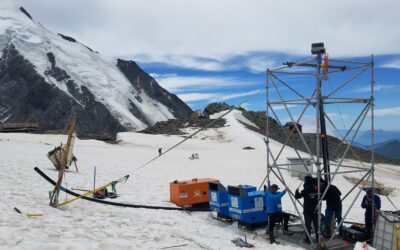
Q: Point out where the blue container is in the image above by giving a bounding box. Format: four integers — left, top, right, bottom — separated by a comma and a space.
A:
228, 185, 268, 228
208, 182, 230, 219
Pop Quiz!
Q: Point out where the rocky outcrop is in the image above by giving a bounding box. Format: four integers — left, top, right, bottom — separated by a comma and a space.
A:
203, 102, 231, 116
139, 118, 226, 135
241, 110, 400, 165
117, 59, 192, 120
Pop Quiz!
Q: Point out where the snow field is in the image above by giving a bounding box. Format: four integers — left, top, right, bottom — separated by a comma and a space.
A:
0, 111, 399, 249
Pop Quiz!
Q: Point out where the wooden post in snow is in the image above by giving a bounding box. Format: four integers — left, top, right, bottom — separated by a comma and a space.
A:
49, 121, 76, 208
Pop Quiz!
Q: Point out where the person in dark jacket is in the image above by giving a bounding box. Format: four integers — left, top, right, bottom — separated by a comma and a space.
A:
266, 184, 293, 244
361, 188, 381, 235
322, 183, 343, 237
295, 175, 319, 244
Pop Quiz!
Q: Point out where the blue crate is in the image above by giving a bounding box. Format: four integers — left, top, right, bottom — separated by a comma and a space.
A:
208, 182, 230, 219
228, 185, 268, 228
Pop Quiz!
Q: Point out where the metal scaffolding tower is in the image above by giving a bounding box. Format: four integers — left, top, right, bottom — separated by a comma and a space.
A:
264, 43, 375, 249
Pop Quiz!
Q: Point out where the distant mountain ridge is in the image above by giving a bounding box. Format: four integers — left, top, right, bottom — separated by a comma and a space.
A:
368, 139, 400, 160
355, 130, 400, 146
0, 1, 192, 137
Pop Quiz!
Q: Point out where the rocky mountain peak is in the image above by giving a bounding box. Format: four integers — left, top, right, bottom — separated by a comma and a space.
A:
0, 4, 192, 137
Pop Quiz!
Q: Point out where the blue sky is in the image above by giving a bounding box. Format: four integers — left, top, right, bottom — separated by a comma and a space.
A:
16, 0, 400, 132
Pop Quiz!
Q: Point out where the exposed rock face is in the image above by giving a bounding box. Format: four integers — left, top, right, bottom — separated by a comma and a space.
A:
139, 118, 226, 135
117, 59, 192, 121
0, 44, 125, 135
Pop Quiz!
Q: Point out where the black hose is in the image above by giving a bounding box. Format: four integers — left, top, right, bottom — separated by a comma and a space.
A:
34, 167, 211, 212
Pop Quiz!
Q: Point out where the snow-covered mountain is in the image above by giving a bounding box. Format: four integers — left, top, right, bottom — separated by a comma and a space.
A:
0, 1, 192, 136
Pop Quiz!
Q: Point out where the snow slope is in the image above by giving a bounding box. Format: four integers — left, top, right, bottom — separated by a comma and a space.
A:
0, 1, 176, 130
0, 110, 399, 249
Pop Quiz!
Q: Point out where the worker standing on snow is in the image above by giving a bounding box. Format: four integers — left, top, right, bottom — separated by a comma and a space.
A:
322, 182, 343, 237
158, 148, 162, 156
361, 188, 381, 237
295, 176, 319, 244
266, 184, 293, 244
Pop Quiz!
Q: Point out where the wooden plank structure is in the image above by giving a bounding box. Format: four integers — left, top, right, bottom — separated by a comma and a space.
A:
0, 122, 38, 132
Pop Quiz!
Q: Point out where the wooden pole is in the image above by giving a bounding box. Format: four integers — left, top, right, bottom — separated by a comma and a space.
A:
50, 121, 76, 207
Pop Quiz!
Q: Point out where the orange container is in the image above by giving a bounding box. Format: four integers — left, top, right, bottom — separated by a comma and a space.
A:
170, 178, 219, 206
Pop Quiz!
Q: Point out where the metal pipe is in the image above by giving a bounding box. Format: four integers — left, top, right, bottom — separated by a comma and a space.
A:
323, 106, 372, 166
269, 97, 315, 103
314, 100, 371, 212
324, 97, 370, 101
270, 77, 318, 167
328, 164, 368, 171
257, 100, 314, 190
319, 101, 369, 104
330, 102, 372, 161
272, 166, 368, 175
93, 166, 96, 189
315, 54, 323, 244
266, 69, 271, 190
270, 58, 315, 72
326, 64, 370, 74
267, 151, 303, 207
268, 102, 313, 168
371, 54, 376, 228
329, 59, 370, 65
270, 72, 306, 100
341, 169, 371, 202
270, 102, 314, 105
273, 71, 316, 76
327, 172, 372, 247
326, 66, 370, 98
284, 62, 347, 70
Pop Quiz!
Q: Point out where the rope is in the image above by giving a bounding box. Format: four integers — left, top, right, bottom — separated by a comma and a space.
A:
54, 87, 265, 207
131, 87, 265, 174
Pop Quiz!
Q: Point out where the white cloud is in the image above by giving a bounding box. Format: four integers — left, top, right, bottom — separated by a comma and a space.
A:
143, 55, 228, 71
245, 57, 279, 73
271, 104, 299, 111
178, 93, 217, 102
143, 54, 280, 73
325, 112, 349, 120
374, 106, 400, 117
178, 90, 263, 103
212, 89, 263, 102
152, 74, 256, 93
381, 60, 400, 69
17, 0, 400, 60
